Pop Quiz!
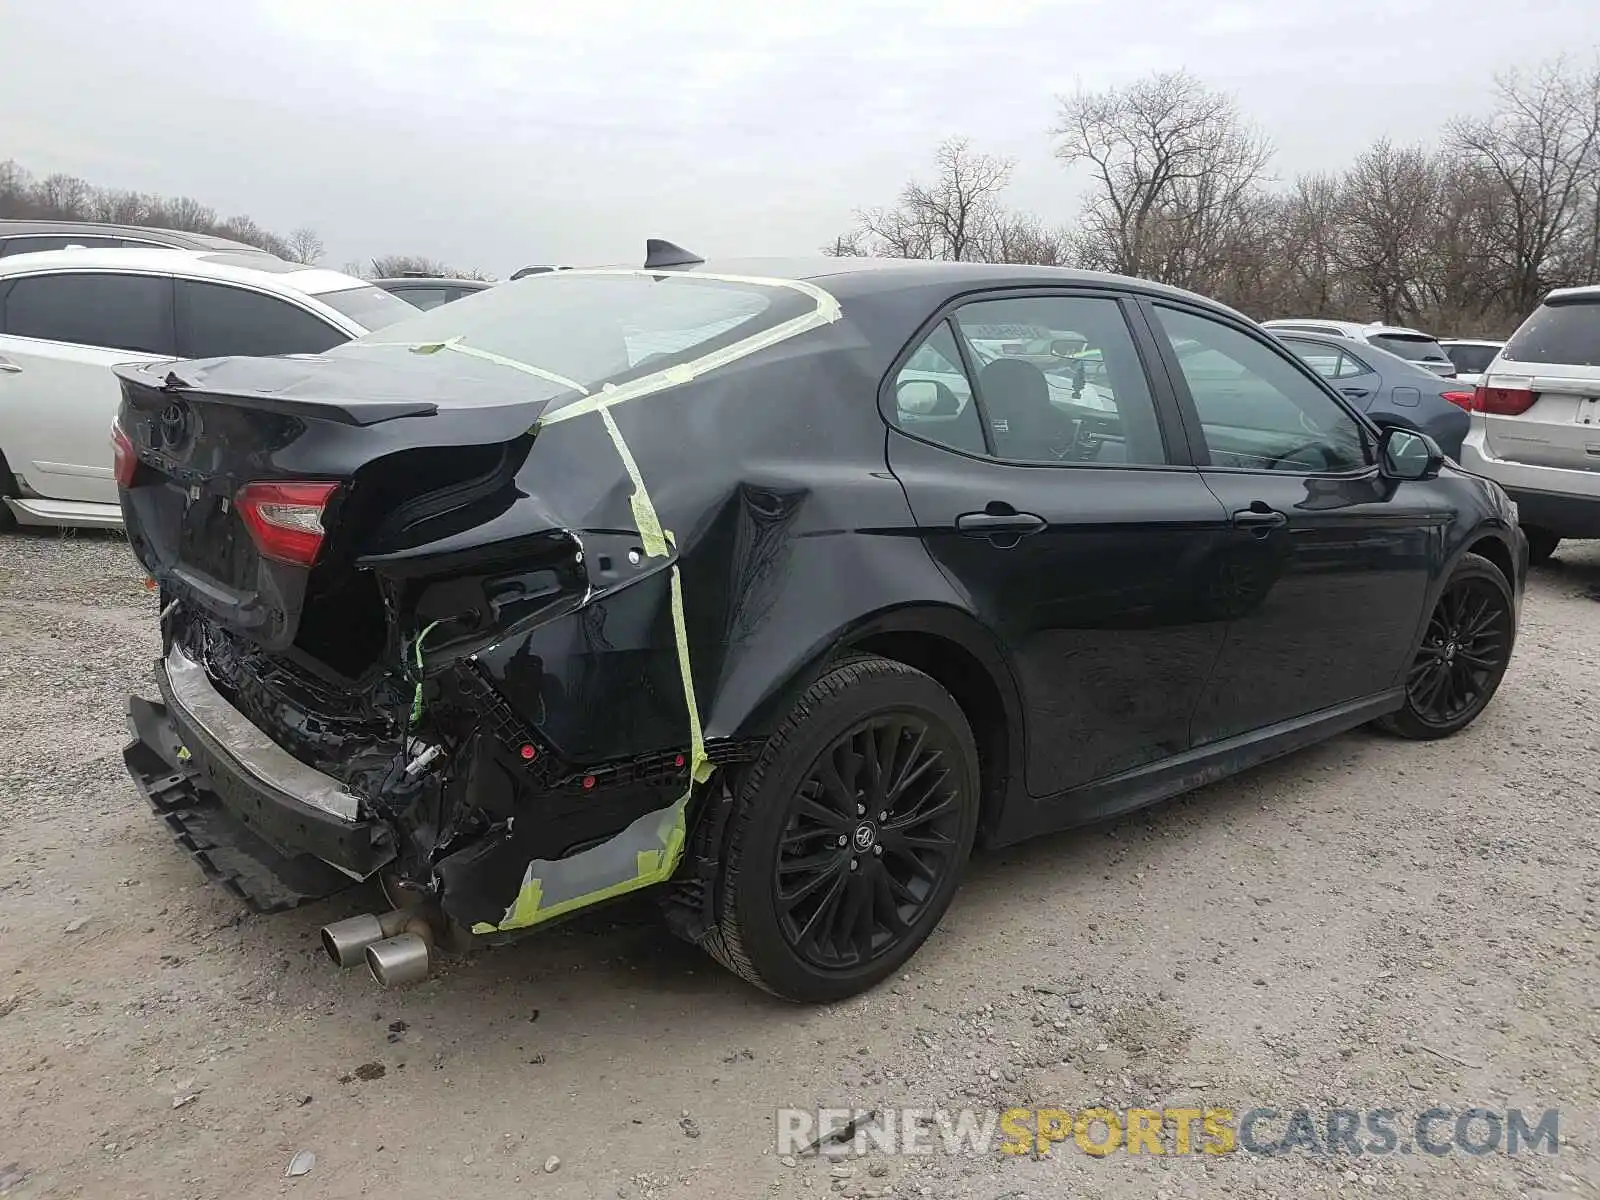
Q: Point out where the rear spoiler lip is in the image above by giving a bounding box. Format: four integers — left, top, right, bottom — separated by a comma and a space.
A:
114, 361, 439, 426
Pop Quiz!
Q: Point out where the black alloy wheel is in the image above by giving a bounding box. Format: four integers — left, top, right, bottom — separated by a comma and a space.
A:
691, 654, 980, 1002
1381, 553, 1514, 739
774, 714, 963, 971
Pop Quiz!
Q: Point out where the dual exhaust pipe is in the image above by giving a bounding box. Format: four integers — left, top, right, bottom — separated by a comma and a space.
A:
320, 910, 436, 987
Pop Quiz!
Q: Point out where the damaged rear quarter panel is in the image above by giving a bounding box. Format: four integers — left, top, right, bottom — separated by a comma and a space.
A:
426, 304, 1000, 932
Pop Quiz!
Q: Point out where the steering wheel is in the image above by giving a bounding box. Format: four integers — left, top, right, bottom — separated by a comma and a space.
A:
1262, 440, 1337, 471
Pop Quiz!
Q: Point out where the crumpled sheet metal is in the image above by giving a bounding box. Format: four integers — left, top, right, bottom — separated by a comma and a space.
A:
454, 271, 840, 933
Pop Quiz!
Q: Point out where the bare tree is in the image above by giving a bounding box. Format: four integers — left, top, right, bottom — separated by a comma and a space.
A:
1333, 140, 1442, 323
831, 137, 1052, 263
36, 173, 93, 218
1447, 57, 1600, 314
820, 231, 868, 257
1052, 70, 1273, 289
286, 227, 325, 264
367, 254, 491, 280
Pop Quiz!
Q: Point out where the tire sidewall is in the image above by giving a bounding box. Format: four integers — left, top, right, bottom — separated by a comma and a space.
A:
728, 665, 979, 1002
1395, 553, 1515, 737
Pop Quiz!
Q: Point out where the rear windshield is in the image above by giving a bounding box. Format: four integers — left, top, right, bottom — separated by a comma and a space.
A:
347, 270, 812, 399
1367, 333, 1451, 365
1444, 343, 1500, 373
1503, 299, 1600, 367
318, 284, 420, 333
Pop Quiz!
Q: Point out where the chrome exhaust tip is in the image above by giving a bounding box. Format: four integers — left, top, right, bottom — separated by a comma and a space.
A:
320, 910, 411, 968
366, 932, 432, 988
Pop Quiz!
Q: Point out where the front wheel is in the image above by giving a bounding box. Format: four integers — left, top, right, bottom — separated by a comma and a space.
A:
699, 655, 980, 1002
1378, 552, 1515, 740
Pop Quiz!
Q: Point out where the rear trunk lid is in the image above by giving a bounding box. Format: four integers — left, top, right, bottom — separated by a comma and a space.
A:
1486, 297, 1600, 471
115, 351, 558, 657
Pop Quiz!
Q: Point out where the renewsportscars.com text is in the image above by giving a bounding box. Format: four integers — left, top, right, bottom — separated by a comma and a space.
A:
776, 1106, 1560, 1158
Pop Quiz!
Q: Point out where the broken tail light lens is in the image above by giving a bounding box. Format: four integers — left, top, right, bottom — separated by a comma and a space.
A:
1440, 390, 1475, 410
111, 423, 138, 487
236, 481, 339, 566
1473, 385, 1536, 416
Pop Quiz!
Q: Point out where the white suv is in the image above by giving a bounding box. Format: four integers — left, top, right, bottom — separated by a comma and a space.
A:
1459, 285, 1600, 564
0, 248, 416, 529
1261, 318, 1458, 377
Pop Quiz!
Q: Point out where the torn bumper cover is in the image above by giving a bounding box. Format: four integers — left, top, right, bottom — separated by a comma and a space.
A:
124, 651, 393, 912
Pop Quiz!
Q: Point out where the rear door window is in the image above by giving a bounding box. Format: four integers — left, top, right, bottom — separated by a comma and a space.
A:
175, 280, 348, 358
0, 271, 175, 354
1502, 300, 1600, 367
951, 293, 1170, 465
1282, 339, 1370, 380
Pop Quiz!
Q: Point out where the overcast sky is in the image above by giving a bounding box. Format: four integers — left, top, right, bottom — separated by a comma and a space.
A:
3, 0, 1593, 276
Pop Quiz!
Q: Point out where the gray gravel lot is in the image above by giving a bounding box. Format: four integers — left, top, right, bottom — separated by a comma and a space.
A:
0, 530, 1596, 1200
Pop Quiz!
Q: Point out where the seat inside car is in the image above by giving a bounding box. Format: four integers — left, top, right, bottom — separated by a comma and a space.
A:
978, 358, 1063, 460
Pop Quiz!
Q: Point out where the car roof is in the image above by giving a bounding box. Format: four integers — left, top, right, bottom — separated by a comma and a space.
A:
633, 257, 1255, 321
1544, 283, 1600, 302
374, 276, 494, 288
1264, 317, 1439, 340
0, 218, 268, 253
0, 246, 371, 297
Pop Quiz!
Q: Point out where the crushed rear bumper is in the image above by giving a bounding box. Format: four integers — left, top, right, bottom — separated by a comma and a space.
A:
124, 646, 396, 911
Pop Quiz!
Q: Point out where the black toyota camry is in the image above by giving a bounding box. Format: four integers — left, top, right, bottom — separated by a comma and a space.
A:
115, 244, 1526, 1002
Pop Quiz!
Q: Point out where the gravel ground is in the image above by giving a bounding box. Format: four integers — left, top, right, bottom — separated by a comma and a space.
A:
0, 529, 1596, 1200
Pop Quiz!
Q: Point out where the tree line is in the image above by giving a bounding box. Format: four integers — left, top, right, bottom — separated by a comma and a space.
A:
0, 160, 487, 279
829, 53, 1600, 337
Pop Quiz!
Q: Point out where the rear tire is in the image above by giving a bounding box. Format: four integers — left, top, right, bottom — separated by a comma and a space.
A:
698, 655, 980, 1002
1378, 552, 1514, 740
1523, 526, 1560, 566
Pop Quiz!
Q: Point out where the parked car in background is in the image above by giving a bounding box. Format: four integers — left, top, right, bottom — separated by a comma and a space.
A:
1459, 286, 1600, 564
117, 254, 1523, 1003
1273, 330, 1473, 460
1261, 318, 1457, 378
0, 248, 416, 529
373, 275, 494, 310
1439, 338, 1505, 387
0, 218, 277, 261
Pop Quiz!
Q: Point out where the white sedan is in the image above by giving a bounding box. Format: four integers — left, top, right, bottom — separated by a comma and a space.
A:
0, 247, 416, 529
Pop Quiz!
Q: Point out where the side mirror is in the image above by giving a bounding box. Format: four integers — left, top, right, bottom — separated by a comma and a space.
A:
1378, 426, 1444, 481
1050, 338, 1084, 358
896, 378, 959, 416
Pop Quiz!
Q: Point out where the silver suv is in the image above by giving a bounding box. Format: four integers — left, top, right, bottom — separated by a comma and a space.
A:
1459, 285, 1600, 563
1261, 318, 1458, 377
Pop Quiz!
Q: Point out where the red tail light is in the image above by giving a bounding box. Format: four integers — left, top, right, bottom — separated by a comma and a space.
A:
111, 424, 138, 487
1440, 390, 1475, 410
1473, 385, 1536, 416
236, 481, 339, 566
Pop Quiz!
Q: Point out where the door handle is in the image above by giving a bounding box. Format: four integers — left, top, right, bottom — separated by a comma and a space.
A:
1339, 386, 1369, 398
0, 356, 20, 374
1232, 506, 1287, 533
956, 510, 1047, 537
